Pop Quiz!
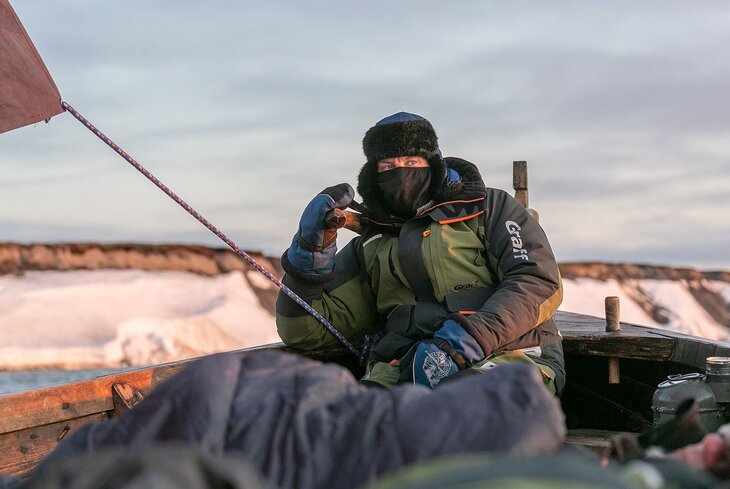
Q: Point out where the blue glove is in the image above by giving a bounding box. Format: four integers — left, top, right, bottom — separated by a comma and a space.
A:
434, 319, 484, 365
284, 183, 354, 281
413, 319, 484, 388
412, 342, 459, 388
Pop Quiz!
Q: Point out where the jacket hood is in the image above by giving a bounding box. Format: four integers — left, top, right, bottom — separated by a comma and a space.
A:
432, 157, 487, 203
358, 156, 487, 225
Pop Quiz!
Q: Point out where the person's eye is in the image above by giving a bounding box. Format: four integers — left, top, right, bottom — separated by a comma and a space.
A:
406, 160, 418, 166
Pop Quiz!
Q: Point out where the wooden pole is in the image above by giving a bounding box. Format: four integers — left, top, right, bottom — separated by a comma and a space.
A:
513, 161, 529, 208
512, 161, 539, 222
605, 296, 621, 384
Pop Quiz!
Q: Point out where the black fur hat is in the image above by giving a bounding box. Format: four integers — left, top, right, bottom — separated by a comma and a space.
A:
357, 112, 447, 218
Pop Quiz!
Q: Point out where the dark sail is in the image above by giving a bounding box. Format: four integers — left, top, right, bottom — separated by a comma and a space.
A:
0, 0, 62, 133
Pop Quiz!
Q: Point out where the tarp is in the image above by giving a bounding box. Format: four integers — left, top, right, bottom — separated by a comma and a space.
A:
36, 351, 566, 489
0, 0, 62, 134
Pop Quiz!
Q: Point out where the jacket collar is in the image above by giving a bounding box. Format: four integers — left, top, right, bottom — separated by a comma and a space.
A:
364, 157, 487, 230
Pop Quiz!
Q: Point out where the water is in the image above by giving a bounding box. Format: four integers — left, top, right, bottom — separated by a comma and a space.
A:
0, 368, 127, 395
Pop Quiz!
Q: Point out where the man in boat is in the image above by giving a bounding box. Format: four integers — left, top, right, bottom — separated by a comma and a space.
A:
276, 112, 565, 392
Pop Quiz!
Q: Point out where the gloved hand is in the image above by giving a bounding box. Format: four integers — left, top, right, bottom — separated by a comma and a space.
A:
413, 318, 484, 388
283, 183, 354, 282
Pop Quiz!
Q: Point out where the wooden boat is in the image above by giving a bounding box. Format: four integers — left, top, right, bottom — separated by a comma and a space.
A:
2, 308, 729, 479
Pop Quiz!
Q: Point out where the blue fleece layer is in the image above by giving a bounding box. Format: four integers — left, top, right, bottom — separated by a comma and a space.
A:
445, 168, 461, 185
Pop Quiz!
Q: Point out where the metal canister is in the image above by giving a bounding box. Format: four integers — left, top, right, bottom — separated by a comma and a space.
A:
706, 357, 730, 403
652, 372, 727, 432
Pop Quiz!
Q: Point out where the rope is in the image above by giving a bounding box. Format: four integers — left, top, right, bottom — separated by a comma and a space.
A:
61, 101, 360, 358
358, 331, 384, 366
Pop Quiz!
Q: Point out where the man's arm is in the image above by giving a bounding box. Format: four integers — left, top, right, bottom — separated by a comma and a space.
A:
277, 236, 380, 350
276, 183, 379, 350
452, 188, 563, 357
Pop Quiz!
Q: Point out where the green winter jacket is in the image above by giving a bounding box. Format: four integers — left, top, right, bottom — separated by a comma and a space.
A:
277, 158, 564, 388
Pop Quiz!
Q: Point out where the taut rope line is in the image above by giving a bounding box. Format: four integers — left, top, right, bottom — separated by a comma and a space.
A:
61, 101, 360, 358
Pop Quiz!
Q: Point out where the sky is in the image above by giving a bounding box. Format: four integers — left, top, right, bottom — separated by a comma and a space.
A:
3, 1, 730, 270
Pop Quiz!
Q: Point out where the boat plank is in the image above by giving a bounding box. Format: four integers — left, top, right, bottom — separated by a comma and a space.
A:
669, 337, 730, 370
562, 333, 674, 360
556, 311, 675, 360
0, 362, 186, 434
0, 343, 331, 437
556, 310, 730, 366
565, 429, 624, 456
0, 412, 107, 479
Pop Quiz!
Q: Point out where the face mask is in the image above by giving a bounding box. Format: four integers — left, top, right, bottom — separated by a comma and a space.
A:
376, 167, 432, 218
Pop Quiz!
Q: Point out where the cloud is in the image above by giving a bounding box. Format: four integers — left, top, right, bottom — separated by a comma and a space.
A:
4, 1, 729, 270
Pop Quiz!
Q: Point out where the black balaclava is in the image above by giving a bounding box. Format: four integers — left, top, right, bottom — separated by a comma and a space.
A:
375, 167, 431, 218
357, 112, 446, 221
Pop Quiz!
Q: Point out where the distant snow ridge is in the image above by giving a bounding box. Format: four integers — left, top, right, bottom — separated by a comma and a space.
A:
559, 263, 730, 342
0, 270, 280, 370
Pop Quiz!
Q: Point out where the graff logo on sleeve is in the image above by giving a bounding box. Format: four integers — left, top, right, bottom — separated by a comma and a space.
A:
505, 221, 529, 261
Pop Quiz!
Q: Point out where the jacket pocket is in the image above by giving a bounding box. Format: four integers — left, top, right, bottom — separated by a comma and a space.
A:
444, 286, 495, 314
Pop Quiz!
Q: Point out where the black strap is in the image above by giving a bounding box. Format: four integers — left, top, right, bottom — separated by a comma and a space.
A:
433, 338, 468, 370
398, 217, 437, 302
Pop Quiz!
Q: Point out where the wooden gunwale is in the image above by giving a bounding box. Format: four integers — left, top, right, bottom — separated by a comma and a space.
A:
557, 310, 730, 369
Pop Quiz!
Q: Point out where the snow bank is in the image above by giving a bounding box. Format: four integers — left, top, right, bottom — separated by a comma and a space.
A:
711, 280, 730, 304
0, 270, 280, 370
1, 268, 728, 370
561, 278, 730, 341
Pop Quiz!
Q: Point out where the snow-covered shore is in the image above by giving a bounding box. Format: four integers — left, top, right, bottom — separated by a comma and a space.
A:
0, 243, 728, 370
0, 269, 279, 370
561, 278, 730, 342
